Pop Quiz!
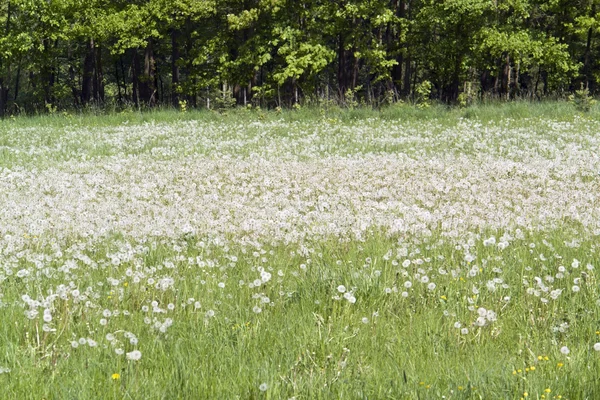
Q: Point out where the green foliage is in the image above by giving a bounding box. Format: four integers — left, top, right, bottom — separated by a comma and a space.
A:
0, 0, 598, 114
458, 82, 475, 108
415, 80, 433, 109
569, 83, 597, 112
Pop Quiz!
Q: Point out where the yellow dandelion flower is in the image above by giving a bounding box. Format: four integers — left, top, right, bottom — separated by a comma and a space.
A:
111, 373, 120, 380
440, 295, 447, 300
544, 356, 549, 361
458, 386, 464, 391
517, 369, 522, 373
557, 362, 564, 368
525, 367, 530, 372
419, 381, 425, 386
545, 388, 551, 393
537, 356, 543, 361
512, 370, 517, 375
523, 392, 528, 397
124, 282, 128, 287
529, 366, 536, 371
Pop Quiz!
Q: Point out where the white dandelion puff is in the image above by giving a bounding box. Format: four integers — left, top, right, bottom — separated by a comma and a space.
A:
126, 350, 142, 361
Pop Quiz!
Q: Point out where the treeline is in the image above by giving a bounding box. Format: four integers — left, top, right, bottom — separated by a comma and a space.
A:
0, 0, 599, 115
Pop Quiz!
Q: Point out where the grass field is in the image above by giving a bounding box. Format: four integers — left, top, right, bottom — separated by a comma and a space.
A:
0, 102, 599, 399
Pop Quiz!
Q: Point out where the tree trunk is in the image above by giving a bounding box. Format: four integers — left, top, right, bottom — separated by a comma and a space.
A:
94, 43, 104, 103
41, 39, 56, 105
0, 78, 6, 118
139, 41, 156, 106
338, 35, 347, 98
501, 53, 510, 98
132, 49, 141, 107
402, 57, 411, 97
171, 29, 180, 107
82, 38, 95, 104
391, 0, 406, 96
119, 55, 128, 100
584, 5, 594, 91
115, 60, 122, 104
13, 60, 20, 101
0, 1, 11, 117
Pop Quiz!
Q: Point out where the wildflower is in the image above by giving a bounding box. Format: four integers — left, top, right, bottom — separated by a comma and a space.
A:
560, 346, 570, 355
337, 285, 346, 293
259, 383, 268, 392
111, 373, 120, 380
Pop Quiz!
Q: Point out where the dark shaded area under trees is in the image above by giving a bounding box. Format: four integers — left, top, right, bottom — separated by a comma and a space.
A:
0, 0, 598, 115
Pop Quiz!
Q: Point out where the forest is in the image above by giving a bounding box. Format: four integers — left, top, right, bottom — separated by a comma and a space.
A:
0, 0, 598, 115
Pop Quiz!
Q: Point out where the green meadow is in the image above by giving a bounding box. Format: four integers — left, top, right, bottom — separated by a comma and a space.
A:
0, 103, 599, 399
